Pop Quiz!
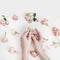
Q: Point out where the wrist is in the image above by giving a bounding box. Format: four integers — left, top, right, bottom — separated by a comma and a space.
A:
36, 48, 44, 54
22, 49, 29, 53
22, 50, 29, 60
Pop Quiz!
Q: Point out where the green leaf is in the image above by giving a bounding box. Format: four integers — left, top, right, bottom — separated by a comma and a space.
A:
33, 13, 36, 17
2, 15, 7, 21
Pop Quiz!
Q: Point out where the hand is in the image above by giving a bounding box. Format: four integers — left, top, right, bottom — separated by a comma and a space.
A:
32, 29, 50, 60
21, 29, 31, 60
21, 29, 31, 53
31, 29, 43, 53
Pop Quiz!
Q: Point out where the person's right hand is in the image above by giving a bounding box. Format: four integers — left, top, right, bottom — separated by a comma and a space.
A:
31, 29, 43, 53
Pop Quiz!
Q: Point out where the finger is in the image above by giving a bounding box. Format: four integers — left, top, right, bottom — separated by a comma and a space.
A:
35, 29, 40, 37
35, 29, 41, 40
28, 31, 31, 39
24, 30, 29, 37
25, 28, 31, 37
31, 35, 37, 43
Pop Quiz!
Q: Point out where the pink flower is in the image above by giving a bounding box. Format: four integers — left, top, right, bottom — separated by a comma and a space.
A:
41, 18, 49, 26
12, 15, 18, 21
30, 50, 38, 57
8, 47, 16, 53
25, 13, 31, 23
1, 37, 8, 43
52, 27, 60, 36
1, 32, 8, 43
12, 29, 20, 35
5, 21, 9, 25
51, 41, 58, 48
42, 37, 48, 42
0, 20, 5, 26
0, 20, 9, 26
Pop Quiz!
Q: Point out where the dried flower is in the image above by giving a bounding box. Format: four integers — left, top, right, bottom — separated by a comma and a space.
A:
0, 15, 9, 26
30, 50, 38, 57
25, 13, 31, 23
8, 47, 16, 53
51, 41, 59, 48
12, 15, 18, 21
41, 18, 49, 26
1, 32, 8, 43
52, 27, 60, 36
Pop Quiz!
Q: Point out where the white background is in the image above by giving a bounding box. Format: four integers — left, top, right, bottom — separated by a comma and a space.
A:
0, 0, 60, 60
0, 0, 60, 27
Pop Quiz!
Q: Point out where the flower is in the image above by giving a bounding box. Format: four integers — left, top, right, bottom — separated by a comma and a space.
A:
0, 15, 9, 26
1, 37, 8, 43
1, 32, 8, 43
0, 20, 6, 26
8, 47, 16, 53
30, 50, 38, 57
25, 13, 38, 23
25, 13, 31, 23
12, 30, 20, 35
42, 37, 48, 42
0, 20, 9, 26
52, 27, 60, 36
41, 18, 49, 26
12, 15, 18, 21
51, 41, 59, 48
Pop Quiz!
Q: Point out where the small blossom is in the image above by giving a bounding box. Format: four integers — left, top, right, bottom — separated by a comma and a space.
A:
30, 50, 38, 57
25, 13, 31, 23
1, 32, 8, 43
1, 37, 8, 43
0, 15, 9, 26
51, 41, 59, 48
12, 15, 18, 21
8, 47, 16, 53
25, 13, 38, 23
41, 18, 49, 26
42, 37, 48, 42
12, 30, 20, 35
52, 27, 60, 36
0, 20, 6, 26
5, 21, 9, 25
